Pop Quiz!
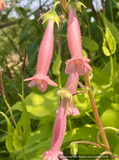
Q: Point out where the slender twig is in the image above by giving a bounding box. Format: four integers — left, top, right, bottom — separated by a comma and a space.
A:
101, 0, 105, 15
71, 141, 103, 148
89, 0, 99, 20
0, 21, 17, 29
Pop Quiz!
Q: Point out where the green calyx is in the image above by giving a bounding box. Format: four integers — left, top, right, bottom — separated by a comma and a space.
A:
37, 1, 60, 27
67, 0, 86, 12
56, 88, 72, 103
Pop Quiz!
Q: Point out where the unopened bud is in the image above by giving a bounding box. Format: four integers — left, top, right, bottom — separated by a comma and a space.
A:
70, 142, 78, 156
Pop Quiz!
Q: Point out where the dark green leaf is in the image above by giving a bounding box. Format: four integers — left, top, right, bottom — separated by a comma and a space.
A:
82, 36, 99, 52
52, 48, 62, 75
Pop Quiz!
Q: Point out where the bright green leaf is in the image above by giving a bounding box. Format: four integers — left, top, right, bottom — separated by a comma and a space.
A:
12, 88, 59, 118
0, 112, 14, 152
102, 35, 111, 56
100, 12, 119, 44
103, 26, 116, 56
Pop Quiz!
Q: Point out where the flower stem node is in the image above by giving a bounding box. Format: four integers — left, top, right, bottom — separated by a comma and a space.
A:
37, 1, 60, 27
57, 88, 72, 103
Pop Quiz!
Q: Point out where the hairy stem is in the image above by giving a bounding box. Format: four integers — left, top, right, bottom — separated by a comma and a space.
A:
84, 70, 110, 152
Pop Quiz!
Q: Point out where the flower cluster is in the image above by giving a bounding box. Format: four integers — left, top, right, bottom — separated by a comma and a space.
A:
24, 2, 92, 160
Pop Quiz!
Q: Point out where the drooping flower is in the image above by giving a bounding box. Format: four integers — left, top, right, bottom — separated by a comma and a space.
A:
56, 73, 80, 116
43, 99, 68, 160
66, 72, 80, 116
65, 5, 92, 75
0, 0, 7, 11
24, 17, 57, 92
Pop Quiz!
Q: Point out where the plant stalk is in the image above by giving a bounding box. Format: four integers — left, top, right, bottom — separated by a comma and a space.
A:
84, 70, 110, 152
110, 55, 114, 81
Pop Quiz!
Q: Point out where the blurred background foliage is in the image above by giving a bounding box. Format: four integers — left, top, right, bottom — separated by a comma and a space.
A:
0, 0, 119, 159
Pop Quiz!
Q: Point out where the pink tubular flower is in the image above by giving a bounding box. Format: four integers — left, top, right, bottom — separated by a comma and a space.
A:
43, 99, 68, 160
65, 5, 92, 75
24, 17, 57, 92
66, 72, 80, 116
0, 0, 7, 11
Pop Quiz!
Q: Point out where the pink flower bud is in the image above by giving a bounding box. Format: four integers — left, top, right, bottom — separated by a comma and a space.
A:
24, 17, 57, 92
65, 6, 92, 75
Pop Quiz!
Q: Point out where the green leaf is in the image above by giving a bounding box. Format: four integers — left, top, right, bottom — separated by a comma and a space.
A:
82, 36, 99, 52
19, 7, 27, 17
0, 111, 14, 152
63, 125, 99, 146
100, 12, 119, 44
52, 48, 62, 75
102, 35, 111, 56
102, 26, 116, 56
12, 88, 59, 118
90, 66, 110, 91
27, 41, 38, 69
13, 94, 31, 150
99, 98, 119, 128
19, 22, 32, 45
14, 124, 52, 160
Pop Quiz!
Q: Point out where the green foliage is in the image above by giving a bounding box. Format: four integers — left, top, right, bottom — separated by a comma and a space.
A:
12, 94, 31, 150
82, 36, 99, 52
0, 111, 14, 152
102, 26, 116, 56
12, 88, 59, 118
52, 48, 62, 75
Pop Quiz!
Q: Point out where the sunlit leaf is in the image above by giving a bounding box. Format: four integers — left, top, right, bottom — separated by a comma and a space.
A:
102, 26, 116, 56
12, 89, 59, 118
